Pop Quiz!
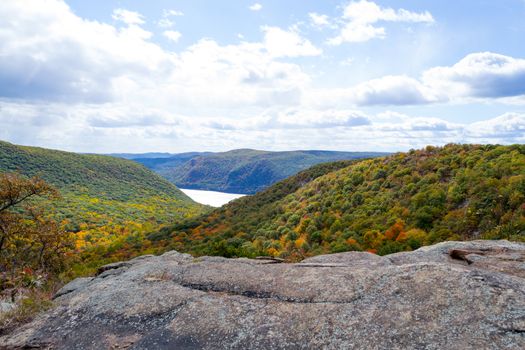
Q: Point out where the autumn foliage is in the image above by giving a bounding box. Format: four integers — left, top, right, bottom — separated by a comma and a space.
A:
0, 173, 72, 300
147, 144, 525, 260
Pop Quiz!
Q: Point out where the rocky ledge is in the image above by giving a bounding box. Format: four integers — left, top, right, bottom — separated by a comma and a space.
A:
1, 240, 524, 349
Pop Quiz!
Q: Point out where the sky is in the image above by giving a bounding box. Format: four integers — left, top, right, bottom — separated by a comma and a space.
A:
0, 0, 524, 153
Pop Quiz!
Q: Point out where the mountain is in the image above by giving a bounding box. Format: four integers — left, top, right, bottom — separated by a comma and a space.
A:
106, 152, 177, 160
3, 240, 524, 349
133, 149, 388, 194
0, 141, 205, 266
131, 152, 211, 172
149, 144, 525, 260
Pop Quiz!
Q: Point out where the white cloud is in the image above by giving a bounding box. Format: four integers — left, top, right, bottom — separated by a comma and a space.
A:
341, 0, 433, 23
0, 0, 313, 110
0, 0, 521, 113
0, 0, 168, 103
166, 38, 309, 109
309, 13, 331, 28
275, 109, 370, 129
103, 110, 525, 150
112, 8, 145, 25
329, 0, 434, 44
372, 112, 525, 144
329, 22, 385, 44
158, 9, 183, 28
262, 26, 322, 58
304, 75, 437, 108
309, 52, 525, 107
423, 52, 525, 99
163, 9, 184, 17
1, 96, 523, 152
468, 113, 525, 139
249, 3, 263, 11
0, 0, 523, 153
158, 18, 175, 28
339, 58, 354, 66
207, 109, 371, 130
200, 109, 524, 145
163, 30, 182, 43
351, 75, 438, 105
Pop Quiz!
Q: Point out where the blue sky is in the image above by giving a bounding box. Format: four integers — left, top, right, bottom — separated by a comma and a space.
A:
0, 0, 524, 152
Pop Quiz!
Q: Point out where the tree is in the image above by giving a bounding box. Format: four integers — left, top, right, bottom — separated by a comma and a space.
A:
0, 173, 71, 296
1, 173, 55, 249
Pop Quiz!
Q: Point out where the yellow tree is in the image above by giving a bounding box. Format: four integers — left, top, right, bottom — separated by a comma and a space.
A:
0, 173, 71, 296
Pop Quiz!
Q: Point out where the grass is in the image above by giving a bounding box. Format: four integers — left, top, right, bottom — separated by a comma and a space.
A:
0, 288, 55, 336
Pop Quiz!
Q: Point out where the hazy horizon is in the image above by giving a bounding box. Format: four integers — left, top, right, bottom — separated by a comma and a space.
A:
5, 138, 524, 156
1, 0, 524, 153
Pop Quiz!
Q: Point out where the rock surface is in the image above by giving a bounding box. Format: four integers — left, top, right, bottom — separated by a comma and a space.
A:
0, 302, 15, 315
1, 240, 524, 349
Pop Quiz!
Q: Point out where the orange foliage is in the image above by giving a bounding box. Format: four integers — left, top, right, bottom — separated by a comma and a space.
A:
346, 238, 358, 245
384, 220, 405, 240
294, 235, 307, 249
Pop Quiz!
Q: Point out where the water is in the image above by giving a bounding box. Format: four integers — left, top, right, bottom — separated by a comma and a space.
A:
180, 188, 246, 207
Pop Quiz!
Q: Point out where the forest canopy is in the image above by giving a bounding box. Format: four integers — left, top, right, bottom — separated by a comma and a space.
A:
148, 144, 525, 260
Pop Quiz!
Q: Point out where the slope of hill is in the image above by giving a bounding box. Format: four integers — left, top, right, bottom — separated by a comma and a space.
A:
149, 144, 525, 260
132, 152, 211, 172
136, 149, 388, 194
0, 141, 205, 266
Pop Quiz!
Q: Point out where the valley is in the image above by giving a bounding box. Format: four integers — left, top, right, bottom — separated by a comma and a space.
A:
119, 149, 389, 194
180, 188, 245, 207
2, 1, 525, 348
1, 140, 524, 347
145, 144, 525, 260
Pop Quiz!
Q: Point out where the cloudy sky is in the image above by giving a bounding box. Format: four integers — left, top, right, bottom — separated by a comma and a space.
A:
1, 0, 524, 153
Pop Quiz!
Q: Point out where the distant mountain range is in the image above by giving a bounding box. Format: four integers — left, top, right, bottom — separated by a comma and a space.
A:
115, 149, 389, 194
107, 152, 180, 159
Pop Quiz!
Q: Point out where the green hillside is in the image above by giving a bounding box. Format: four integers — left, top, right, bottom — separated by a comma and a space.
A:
140, 149, 388, 194
149, 144, 525, 260
0, 141, 204, 262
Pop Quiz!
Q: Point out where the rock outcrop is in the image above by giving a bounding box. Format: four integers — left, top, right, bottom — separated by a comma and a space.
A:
1, 240, 524, 349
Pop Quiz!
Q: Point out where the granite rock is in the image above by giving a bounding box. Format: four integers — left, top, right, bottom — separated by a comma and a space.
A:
1, 240, 524, 349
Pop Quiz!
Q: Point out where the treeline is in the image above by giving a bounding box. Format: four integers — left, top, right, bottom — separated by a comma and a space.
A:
148, 144, 525, 260
0, 174, 72, 332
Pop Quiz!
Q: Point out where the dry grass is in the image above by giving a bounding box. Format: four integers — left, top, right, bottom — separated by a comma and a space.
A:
0, 289, 55, 336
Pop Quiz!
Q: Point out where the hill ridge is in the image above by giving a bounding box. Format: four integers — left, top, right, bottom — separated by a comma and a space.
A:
132, 148, 388, 194
0, 140, 204, 268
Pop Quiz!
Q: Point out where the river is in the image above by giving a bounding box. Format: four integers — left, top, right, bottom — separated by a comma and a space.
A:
180, 188, 246, 207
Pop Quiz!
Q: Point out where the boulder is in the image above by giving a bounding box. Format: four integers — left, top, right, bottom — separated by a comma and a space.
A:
1, 241, 524, 349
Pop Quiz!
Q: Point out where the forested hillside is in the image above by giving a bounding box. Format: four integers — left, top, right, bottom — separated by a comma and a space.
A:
149, 144, 525, 260
0, 141, 205, 270
131, 152, 210, 173
137, 149, 388, 194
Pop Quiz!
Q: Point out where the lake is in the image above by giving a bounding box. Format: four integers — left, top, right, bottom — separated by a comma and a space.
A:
180, 188, 246, 207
